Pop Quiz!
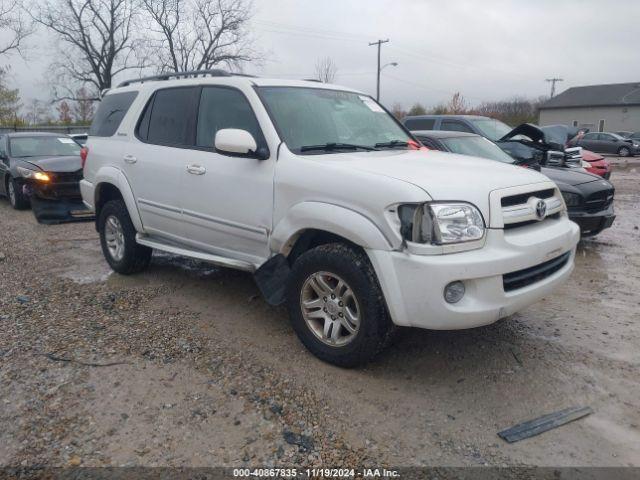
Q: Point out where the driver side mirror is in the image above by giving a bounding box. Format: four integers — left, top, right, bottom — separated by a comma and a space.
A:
215, 129, 268, 160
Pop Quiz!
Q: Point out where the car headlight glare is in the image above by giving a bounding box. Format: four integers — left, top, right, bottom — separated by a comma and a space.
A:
561, 191, 581, 207
399, 202, 485, 245
16, 166, 50, 182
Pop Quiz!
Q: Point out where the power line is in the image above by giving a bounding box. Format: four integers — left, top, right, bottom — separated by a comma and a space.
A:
546, 78, 564, 97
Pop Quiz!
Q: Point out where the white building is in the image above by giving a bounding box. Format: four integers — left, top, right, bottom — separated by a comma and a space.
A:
538, 82, 640, 133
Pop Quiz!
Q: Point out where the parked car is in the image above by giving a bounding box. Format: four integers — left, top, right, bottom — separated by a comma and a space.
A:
412, 130, 615, 236
403, 115, 580, 167
81, 70, 579, 366
627, 132, 640, 141
70, 133, 88, 146
580, 149, 611, 179
0, 132, 92, 223
573, 132, 640, 157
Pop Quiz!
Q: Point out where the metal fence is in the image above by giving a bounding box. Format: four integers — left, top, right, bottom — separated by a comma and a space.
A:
0, 125, 90, 134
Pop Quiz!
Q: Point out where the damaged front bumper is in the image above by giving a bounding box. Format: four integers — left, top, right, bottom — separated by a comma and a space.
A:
24, 183, 94, 225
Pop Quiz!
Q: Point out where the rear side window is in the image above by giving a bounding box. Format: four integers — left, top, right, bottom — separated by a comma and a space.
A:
196, 87, 262, 148
404, 118, 435, 130
89, 91, 138, 137
142, 87, 199, 146
441, 120, 473, 133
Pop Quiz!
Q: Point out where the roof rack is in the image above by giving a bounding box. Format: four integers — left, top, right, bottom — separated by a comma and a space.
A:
117, 69, 257, 88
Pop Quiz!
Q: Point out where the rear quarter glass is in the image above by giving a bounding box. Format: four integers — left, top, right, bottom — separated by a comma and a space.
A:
89, 91, 139, 137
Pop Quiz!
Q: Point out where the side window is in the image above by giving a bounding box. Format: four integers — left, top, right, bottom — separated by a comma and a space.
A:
404, 118, 435, 130
441, 120, 473, 133
89, 91, 138, 137
146, 87, 199, 146
0, 136, 6, 156
416, 136, 438, 149
583, 133, 597, 140
598, 134, 612, 141
196, 87, 262, 149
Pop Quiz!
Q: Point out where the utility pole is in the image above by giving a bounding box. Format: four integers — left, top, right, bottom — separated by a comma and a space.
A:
546, 78, 564, 98
369, 39, 389, 101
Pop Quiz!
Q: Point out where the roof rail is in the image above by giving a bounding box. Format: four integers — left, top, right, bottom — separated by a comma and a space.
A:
117, 69, 257, 88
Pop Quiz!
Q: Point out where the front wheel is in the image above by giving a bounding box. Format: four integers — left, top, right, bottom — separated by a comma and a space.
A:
618, 146, 631, 157
286, 243, 394, 367
98, 199, 152, 274
6, 177, 30, 210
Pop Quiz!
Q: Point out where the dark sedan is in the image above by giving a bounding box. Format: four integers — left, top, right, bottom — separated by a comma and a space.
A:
574, 132, 640, 157
0, 132, 92, 223
413, 130, 615, 236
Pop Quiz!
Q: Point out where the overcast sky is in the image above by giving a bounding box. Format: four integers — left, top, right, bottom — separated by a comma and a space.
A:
2, 0, 640, 112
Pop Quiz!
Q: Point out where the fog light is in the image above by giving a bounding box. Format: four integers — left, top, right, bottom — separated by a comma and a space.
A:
444, 281, 465, 304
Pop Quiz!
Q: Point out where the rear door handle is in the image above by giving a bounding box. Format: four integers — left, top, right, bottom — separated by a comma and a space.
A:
186, 164, 206, 175
123, 154, 137, 164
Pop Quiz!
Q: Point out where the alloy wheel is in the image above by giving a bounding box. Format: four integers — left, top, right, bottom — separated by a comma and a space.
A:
104, 215, 125, 262
300, 271, 361, 347
7, 180, 16, 207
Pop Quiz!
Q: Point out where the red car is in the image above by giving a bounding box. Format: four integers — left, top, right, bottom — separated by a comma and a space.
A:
582, 149, 611, 179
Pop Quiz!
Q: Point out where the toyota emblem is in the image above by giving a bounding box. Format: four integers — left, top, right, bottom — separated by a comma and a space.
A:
535, 200, 547, 220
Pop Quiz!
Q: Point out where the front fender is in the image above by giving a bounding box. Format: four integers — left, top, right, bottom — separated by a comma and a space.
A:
94, 166, 144, 232
270, 201, 395, 254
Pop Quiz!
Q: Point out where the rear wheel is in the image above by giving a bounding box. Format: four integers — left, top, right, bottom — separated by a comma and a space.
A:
286, 243, 394, 367
618, 146, 631, 157
6, 176, 30, 210
98, 199, 152, 274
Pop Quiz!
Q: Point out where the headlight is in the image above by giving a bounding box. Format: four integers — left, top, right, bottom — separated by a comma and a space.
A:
399, 202, 485, 245
561, 191, 581, 207
16, 166, 50, 182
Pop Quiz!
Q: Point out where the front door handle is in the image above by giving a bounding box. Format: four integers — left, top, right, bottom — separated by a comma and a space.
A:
186, 164, 206, 175
123, 154, 137, 164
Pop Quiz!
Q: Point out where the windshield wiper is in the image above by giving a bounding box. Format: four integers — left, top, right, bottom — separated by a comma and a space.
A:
374, 140, 409, 149
300, 142, 379, 152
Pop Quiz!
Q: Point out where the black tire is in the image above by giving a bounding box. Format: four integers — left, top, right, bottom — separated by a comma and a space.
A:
98, 199, 152, 274
286, 243, 394, 367
6, 176, 30, 210
618, 146, 631, 157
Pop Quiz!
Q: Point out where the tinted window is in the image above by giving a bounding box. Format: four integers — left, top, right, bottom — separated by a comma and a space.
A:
89, 92, 138, 137
599, 134, 614, 141
441, 120, 473, 133
583, 133, 597, 140
147, 87, 198, 146
196, 87, 262, 148
404, 118, 435, 130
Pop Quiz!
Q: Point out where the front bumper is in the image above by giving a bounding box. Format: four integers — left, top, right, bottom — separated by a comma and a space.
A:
29, 194, 94, 225
367, 218, 580, 330
569, 204, 615, 236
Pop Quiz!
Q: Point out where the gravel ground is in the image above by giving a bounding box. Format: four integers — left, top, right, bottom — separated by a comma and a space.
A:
0, 158, 639, 469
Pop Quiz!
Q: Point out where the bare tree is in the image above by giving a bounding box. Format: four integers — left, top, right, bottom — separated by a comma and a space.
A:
390, 102, 406, 120
0, 0, 32, 57
142, 0, 257, 72
73, 87, 95, 123
33, 0, 145, 99
24, 99, 51, 125
0, 67, 21, 123
314, 56, 337, 83
447, 92, 467, 114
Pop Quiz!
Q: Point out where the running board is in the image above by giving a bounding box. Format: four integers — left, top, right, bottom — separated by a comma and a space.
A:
136, 234, 255, 272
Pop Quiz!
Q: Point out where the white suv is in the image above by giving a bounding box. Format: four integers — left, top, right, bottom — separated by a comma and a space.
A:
81, 70, 579, 366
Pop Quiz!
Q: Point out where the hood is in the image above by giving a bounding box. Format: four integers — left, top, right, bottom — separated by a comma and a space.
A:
540, 166, 602, 187
317, 149, 552, 219
499, 123, 567, 150
23, 155, 82, 173
581, 149, 604, 162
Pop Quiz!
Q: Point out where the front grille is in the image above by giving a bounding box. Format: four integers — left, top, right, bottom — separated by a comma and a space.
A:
501, 188, 555, 208
50, 170, 83, 183
504, 212, 560, 230
584, 190, 614, 213
503, 252, 570, 292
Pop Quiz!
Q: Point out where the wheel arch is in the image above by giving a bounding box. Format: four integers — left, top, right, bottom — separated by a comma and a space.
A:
93, 167, 143, 232
271, 202, 394, 263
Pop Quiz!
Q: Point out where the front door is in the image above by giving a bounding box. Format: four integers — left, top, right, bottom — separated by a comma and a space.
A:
180, 86, 275, 267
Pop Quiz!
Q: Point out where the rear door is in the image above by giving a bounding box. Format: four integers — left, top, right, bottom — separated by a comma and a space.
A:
123, 87, 200, 241
598, 133, 617, 153
179, 85, 274, 266
579, 132, 600, 151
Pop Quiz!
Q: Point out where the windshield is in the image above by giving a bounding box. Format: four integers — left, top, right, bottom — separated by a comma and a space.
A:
258, 87, 411, 153
469, 118, 513, 141
9, 136, 81, 158
441, 136, 515, 164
